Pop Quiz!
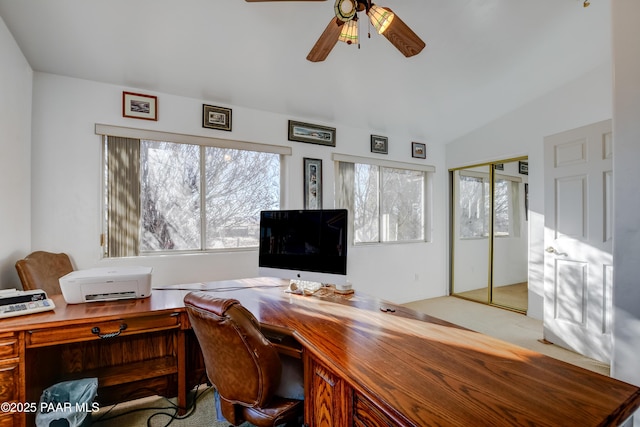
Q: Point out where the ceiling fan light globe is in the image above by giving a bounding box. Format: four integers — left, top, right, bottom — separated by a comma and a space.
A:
368, 4, 394, 34
335, 0, 357, 22
338, 19, 359, 44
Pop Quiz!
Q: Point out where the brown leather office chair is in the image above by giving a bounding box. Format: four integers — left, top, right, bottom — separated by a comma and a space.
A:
15, 251, 74, 296
184, 292, 303, 427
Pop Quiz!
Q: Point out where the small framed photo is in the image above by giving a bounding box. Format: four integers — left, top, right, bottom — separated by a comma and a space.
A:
519, 160, 529, 175
303, 158, 322, 209
288, 120, 336, 147
123, 92, 157, 121
525, 183, 529, 221
203, 105, 232, 131
371, 135, 388, 154
412, 142, 426, 159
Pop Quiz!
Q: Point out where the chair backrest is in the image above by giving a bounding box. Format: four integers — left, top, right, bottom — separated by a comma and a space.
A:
184, 292, 282, 409
15, 251, 73, 296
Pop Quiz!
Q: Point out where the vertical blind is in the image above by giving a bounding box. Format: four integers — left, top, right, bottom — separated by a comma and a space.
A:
335, 161, 355, 244
106, 136, 140, 257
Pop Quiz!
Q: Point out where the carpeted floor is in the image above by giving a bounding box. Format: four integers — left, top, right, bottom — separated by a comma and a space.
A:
404, 295, 609, 375
91, 385, 232, 427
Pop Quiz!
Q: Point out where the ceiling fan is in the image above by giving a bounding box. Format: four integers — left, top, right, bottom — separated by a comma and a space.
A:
245, 0, 426, 62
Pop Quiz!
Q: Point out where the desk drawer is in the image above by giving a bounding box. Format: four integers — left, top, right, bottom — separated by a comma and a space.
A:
0, 332, 18, 359
0, 358, 20, 403
26, 313, 181, 347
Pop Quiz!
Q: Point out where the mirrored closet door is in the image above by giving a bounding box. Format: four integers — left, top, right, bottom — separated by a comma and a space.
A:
451, 158, 529, 313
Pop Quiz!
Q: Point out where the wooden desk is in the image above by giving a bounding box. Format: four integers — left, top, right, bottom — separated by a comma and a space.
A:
1, 277, 639, 426
0, 289, 201, 427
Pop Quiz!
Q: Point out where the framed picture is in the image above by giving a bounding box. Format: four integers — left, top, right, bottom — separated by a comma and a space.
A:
123, 92, 157, 121
203, 104, 232, 131
412, 142, 426, 159
494, 163, 504, 171
519, 160, 529, 175
288, 120, 336, 147
371, 135, 388, 154
303, 158, 322, 209
525, 183, 529, 221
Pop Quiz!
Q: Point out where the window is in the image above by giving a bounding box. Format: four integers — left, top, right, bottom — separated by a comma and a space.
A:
380, 167, 425, 242
353, 164, 379, 242
101, 127, 287, 257
140, 141, 202, 251
335, 154, 433, 244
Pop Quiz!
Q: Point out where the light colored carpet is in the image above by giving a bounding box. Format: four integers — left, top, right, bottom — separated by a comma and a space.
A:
91, 295, 609, 426
403, 296, 610, 376
91, 385, 245, 427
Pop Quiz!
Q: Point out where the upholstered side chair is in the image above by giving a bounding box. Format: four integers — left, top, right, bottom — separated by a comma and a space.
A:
15, 251, 74, 296
183, 292, 303, 427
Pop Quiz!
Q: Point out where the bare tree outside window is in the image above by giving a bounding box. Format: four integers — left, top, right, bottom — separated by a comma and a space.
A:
132, 140, 280, 253
354, 164, 379, 243
141, 141, 201, 251
381, 168, 424, 241
205, 148, 280, 248
353, 164, 426, 244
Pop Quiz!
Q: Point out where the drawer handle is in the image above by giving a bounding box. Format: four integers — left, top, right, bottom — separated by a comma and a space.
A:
91, 323, 127, 339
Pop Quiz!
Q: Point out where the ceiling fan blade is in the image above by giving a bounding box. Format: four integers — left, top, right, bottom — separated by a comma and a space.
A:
307, 17, 344, 62
381, 8, 425, 58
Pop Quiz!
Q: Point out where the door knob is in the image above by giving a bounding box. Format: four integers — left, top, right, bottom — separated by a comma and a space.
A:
545, 246, 557, 253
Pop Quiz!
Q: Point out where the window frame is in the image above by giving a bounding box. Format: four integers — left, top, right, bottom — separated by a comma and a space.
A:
333, 153, 435, 246
97, 124, 291, 257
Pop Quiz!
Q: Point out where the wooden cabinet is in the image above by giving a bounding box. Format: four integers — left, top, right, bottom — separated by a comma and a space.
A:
305, 355, 398, 427
24, 312, 184, 407
0, 332, 23, 427
11, 310, 189, 426
305, 355, 350, 427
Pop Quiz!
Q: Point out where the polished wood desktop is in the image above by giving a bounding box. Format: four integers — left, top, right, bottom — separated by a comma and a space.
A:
1, 277, 639, 426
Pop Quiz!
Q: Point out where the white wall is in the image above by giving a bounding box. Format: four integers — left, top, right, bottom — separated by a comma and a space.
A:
446, 62, 613, 319
611, 0, 640, 394
29, 73, 448, 304
0, 15, 32, 290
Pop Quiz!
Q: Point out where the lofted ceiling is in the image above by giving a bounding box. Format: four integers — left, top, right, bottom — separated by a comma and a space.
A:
0, 0, 611, 144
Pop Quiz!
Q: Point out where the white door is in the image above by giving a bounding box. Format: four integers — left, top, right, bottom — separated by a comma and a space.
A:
543, 119, 613, 364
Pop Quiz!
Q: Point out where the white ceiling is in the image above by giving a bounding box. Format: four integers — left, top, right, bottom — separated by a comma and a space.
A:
0, 0, 611, 144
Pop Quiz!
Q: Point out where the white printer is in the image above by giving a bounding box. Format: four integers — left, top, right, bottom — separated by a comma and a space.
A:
59, 266, 152, 304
